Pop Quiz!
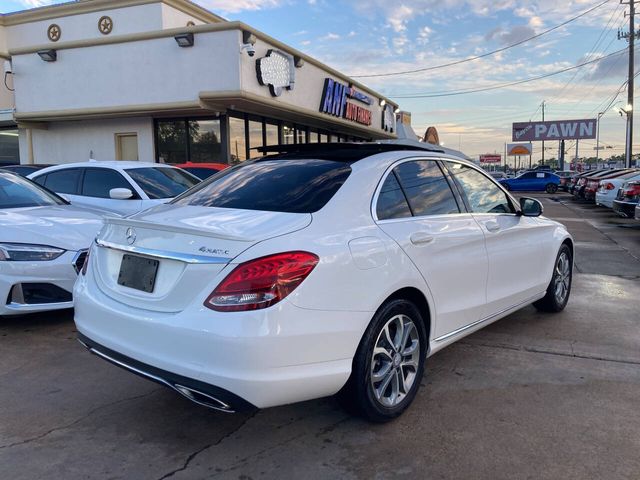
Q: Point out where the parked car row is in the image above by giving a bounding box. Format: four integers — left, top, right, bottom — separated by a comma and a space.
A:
566, 167, 640, 220
2, 146, 574, 421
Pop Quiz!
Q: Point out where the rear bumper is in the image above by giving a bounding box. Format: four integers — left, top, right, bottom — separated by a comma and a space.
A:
613, 199, 638, 218
74, 273, 371, 409
77, 333, 257, 412
595, 192, 614, 208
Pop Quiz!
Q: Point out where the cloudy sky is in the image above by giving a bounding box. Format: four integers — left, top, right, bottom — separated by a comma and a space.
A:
1, 0, 635, 162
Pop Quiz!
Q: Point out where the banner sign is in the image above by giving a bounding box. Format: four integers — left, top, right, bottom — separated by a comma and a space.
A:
479, 154, 502, 163
507, 143, 533, 156
320, 78, 372, 126
512, 119, 597, 141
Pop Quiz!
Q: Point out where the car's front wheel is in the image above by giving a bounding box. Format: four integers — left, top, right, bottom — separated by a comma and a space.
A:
340, 299, 427, 422
534, 244, 572, 312
545, 183, 558, 193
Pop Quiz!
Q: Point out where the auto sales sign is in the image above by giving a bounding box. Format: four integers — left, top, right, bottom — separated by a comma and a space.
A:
512, 118, 597, 142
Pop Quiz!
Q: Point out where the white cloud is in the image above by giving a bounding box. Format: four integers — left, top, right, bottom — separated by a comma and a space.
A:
319, 32, 340, 41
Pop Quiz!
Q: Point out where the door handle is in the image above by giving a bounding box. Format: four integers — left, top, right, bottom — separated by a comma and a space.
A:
485, 221, 501, 233
410, 232, 435, 245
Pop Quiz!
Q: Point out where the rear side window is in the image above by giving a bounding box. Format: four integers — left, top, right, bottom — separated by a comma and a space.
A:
42, 168, 81, 194
82, 168, 136, 199
445, 162, 514, 214
393, 160, 460, 216
376, 173, 412, 220
173, 159, 351, 213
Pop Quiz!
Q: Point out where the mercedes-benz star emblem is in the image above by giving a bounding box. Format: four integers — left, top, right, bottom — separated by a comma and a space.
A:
125, 227, 136, 245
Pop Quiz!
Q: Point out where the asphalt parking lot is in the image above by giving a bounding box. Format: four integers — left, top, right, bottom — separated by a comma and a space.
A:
1, 192, 639, 480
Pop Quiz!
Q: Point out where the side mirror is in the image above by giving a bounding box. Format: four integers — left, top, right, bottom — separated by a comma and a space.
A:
519, 197, 543, 217
109, 188, 133, 200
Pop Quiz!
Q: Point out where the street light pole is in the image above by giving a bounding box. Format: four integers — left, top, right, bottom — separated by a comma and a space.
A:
596, 111, 604, 169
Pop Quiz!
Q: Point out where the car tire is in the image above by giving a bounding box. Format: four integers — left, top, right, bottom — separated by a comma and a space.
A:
338, 299, 427, 422
545, 183, 558, 194
534, 244, 572, 313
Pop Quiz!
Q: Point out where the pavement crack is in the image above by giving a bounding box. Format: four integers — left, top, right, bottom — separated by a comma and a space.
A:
460, 340, 640, 366
156, 410, 258, 480
0, 388, 160, 450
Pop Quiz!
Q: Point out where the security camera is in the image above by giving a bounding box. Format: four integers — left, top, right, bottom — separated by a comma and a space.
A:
241, 43, 256, 57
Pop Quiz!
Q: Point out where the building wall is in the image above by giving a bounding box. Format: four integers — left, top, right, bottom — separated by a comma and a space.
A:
21, 117, 154, 164
11, 29, 241, 113
4, 4, 166, 50
161, 4, 208, 28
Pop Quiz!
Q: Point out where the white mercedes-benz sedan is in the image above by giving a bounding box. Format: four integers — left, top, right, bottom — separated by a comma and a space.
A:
0, 171, 104, 316
74, 142, 573, 421
28, 161, 200, 216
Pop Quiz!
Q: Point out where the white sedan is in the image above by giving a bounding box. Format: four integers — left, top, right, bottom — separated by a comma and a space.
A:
28, 161, 200, 216
74, 142, 573, 421
595, 170, 640, 208
0, 171, 104, 316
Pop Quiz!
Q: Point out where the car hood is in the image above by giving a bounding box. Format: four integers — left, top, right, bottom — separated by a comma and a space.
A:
0, 205, 105, 251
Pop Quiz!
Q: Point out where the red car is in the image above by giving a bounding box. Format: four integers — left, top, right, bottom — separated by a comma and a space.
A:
172, 162, 228, 180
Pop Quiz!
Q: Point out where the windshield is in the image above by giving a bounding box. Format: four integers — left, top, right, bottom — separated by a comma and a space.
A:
125, 167, 199, 199
172, 158, 352, 213
0, 172, 66, 209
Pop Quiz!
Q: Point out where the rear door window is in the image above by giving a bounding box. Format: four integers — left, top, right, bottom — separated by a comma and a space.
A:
173, 159, 351, 213
43, 168, 81, 194
82, 168, 136, 198
393, 160, 460, 216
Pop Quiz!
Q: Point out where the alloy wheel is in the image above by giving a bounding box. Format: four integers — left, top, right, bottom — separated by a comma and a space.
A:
370, 314, 420, 408
554, 251, 571, 304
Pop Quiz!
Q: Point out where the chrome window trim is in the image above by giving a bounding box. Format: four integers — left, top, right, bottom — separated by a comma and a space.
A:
94, 238, 231, 264
371, 155, 469, 223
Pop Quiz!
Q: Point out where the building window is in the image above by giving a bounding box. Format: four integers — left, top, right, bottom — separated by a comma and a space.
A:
265, 121, 278, 148
156, 120, 187, 163
296, 126, 306, 144
309, 130, 319, 143
282, 124, 295, 145
247, 119, 263, 159
229, 116, 247, 164
0, 128, 19, 164
189, 119, 222, 163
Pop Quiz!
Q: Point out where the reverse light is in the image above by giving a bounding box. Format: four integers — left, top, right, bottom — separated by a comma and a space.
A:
0, 243, 64, 261
205, 251, 319, 312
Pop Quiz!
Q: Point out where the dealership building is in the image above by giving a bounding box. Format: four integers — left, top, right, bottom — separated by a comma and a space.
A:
0, 0, 401, 166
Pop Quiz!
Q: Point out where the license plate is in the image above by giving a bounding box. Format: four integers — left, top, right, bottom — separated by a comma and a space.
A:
117, 254, 159, 293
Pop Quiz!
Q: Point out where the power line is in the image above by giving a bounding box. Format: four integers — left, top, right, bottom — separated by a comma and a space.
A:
351, 0, 613, 78
388, 47, 629, 99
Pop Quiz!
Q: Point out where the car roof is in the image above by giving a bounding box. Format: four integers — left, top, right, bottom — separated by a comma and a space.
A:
30, 161, 176, 176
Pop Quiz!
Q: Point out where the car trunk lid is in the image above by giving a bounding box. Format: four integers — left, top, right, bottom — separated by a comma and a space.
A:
92, 204, 312, 312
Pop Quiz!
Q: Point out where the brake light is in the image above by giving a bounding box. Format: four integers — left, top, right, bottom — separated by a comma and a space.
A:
204, 251, 319, 312
604, 183, 616, 190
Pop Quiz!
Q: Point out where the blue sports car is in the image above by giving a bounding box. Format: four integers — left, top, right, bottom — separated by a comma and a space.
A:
499, 171, 561, 193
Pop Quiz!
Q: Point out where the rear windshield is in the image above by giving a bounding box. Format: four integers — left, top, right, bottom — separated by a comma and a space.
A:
172, 159, 352, 213
0, 172, 66, 209
125, 167, 199, 199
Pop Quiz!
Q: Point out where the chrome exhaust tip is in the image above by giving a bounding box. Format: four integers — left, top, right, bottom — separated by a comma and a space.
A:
173, 384, 234, 413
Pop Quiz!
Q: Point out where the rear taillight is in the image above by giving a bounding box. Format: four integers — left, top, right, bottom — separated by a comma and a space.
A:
81, 248, 91, 275
604, 183, 616, 190
204, 251, 319, 312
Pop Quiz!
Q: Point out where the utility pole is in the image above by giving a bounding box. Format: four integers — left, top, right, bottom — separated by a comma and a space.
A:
541, 100, 546, 165
619, 0, 639, 168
